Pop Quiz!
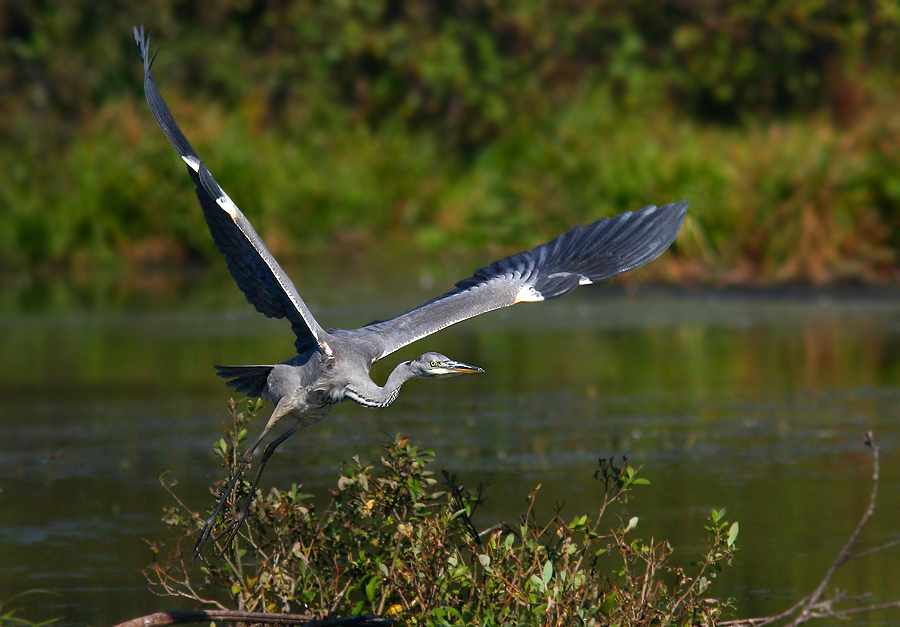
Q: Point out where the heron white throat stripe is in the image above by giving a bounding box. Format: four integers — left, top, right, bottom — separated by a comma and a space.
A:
345, 386, 399, 408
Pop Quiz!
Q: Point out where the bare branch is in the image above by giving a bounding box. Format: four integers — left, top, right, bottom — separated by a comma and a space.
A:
478, 522, 505, 538
822, 599, 900, 620
846, 536, 900, 562
723, 431, 897, 627
111, 610, 391, 627
785, 431, 880, 627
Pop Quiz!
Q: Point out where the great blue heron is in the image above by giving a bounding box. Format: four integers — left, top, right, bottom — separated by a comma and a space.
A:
134, 27, 687, 557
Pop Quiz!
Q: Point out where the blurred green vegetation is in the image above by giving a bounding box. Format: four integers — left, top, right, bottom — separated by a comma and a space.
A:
1, 1, 899, 284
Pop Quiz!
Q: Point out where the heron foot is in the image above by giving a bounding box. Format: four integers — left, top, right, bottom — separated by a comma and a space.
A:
192, 422, 302, 561
212, 492, 255, 556
192, 505, 223, 561
192, 492, 230, 561
193, 476, 260, 560
192, 468, 250, 561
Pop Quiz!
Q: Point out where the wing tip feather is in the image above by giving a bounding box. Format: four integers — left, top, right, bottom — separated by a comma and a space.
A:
133, 25, 158, 73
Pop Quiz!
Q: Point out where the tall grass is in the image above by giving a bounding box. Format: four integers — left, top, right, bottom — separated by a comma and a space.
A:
2, 82, 898, 284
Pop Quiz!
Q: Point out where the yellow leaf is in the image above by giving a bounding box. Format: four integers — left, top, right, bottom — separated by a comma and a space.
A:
386, 604, 403, 616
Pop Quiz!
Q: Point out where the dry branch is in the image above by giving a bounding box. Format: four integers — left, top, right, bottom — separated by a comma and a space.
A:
723, 431, 899, 627
111, 610, 390, 627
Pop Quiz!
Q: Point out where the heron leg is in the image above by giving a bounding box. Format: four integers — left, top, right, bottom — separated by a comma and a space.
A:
192, 399, 293, 560
214, 421, 302, 550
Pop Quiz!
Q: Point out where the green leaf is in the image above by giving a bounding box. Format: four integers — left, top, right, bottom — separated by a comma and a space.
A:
569, 514, 588, 529
365, 575, 380, 603
542, 560, 553, 587
599, 592, 617, 616
631, 478, 651, 485
727, 521, 739, 547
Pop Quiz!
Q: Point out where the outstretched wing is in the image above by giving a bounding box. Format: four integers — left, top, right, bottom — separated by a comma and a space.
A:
359, 202, 688, 360
134, 27, 326, 354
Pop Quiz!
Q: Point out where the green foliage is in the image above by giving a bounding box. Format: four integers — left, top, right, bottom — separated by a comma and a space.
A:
0, 592, 59, 627
653, 1, 896, 121
2, 2, 898, 282
3, 2, 896, 137
148, 400, 738, 625
4, 86, 900, 283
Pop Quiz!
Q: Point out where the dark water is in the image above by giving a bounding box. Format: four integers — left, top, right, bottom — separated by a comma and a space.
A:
2, 283, 900, 626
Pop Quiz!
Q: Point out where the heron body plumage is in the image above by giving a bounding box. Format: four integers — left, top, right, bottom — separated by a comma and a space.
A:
134, 26, 688, 558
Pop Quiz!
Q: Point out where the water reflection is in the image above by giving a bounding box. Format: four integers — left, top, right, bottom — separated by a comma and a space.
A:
1, 287, 899, 625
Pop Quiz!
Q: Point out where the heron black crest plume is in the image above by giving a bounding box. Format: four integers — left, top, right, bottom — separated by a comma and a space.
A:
133, 25, 688, 559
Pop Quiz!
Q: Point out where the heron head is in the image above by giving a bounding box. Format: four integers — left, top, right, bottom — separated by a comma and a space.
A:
413, 352, 484, 378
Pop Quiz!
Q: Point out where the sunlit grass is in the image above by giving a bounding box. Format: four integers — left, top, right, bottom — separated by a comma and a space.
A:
2, 83, 898, 284
0, 591, 59, 627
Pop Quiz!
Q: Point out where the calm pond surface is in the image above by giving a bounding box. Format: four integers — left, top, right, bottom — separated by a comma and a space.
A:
1, 273, 900, 626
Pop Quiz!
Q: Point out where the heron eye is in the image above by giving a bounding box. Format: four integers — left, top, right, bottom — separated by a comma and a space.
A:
430, 360, 438, 367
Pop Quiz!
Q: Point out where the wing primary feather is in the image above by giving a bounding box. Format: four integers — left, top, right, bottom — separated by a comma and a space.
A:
134, 27, 200, 171
357, 201, 687, 360
215, 364, 274, 398
135, 26, 326, 355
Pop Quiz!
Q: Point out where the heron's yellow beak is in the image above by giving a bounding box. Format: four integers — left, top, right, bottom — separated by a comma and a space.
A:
439, 359, 484, 376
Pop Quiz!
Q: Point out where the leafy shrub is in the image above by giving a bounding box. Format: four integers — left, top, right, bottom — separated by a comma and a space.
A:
4, 3, 898, 281
148, 399, 739, 625
3, 2, 897, 140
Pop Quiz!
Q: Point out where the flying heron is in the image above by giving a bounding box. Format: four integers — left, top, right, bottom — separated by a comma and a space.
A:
134, 27, 688, 558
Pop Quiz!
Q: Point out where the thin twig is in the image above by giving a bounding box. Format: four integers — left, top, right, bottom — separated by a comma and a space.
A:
478, 522, 505, 538
111, 610, 391, 627
722, 431, 895, 627
818, 599, 900, 619
785, 431, 880, 627
720, 596, 812, 627
328, 580, 353, 616
846, 536, 900, 562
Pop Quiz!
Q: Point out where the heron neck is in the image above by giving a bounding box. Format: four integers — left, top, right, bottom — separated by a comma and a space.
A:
345, 361, 418, 409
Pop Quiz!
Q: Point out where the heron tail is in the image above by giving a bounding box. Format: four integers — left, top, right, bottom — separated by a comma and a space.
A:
214, 365, 274, 398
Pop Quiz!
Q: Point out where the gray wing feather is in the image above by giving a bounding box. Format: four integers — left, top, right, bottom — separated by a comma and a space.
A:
360, 202, 688, 360
215, 364, 274, 398
134, 27, 325, 354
